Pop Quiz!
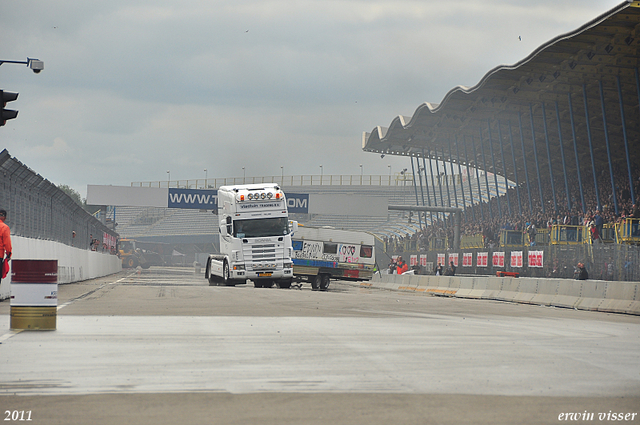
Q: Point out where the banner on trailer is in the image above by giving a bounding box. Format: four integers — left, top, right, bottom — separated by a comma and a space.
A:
462, 252, 473, 267
511, 251, 523, 268
528, 250, 544, 268
477, 252, 488, 267
492, 252, 505, 268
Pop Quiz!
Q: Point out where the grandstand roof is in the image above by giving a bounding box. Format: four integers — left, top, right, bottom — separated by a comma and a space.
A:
362, 2, 640, 189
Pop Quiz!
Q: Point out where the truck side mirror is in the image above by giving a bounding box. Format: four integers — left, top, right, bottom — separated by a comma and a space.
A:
220, 220, 227, 236
289, 220, 298, 234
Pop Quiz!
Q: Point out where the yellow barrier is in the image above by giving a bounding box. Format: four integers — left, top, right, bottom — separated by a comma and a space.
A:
460, 234, 484, 249
550, 225, 587, 245
499, 230, 525, 247
618, 218, 640, 245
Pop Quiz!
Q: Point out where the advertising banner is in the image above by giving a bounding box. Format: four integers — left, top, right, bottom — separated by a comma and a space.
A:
462, 252, 473, 267
492, 252, 505, 268
410, 255, 418, 266
510, 251, 523, 268
437, 253, 446, 267
448, 253, 459, 267
477, 252, 488, 267
420, 255, 427, 267
528, 250, 544, 268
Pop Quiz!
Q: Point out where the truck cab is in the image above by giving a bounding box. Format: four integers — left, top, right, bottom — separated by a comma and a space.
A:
205, 183, 295, 288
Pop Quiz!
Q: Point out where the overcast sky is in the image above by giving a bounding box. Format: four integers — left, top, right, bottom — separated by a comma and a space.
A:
1, 0, 622, 198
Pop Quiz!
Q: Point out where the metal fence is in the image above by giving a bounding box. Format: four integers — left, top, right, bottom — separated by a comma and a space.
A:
0, 149, 118, 249
387, 244, 640, 282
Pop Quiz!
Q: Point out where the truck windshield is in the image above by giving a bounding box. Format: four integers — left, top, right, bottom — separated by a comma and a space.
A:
233, 217, 289, 238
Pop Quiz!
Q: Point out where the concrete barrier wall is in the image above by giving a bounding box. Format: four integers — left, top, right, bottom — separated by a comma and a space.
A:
0, 236, 122, 300
367, 272, 640, 315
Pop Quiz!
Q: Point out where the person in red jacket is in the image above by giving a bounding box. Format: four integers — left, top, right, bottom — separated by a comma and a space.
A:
0, 209, 12, 280
396, 256, 409, 275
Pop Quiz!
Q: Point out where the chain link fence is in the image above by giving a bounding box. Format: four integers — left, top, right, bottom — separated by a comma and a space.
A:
0, 149, 118, 249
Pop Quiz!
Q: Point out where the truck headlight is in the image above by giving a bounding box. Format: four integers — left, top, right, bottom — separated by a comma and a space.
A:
284, 262, 293, 269
233, 264, 245, 271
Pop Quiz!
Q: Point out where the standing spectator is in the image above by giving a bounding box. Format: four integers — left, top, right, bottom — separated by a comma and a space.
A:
0, 209, 12, 281
445, 260, 456, 276
574, 263, 588, 280
594, 210, 604, 239
434, 262, 444, 276
396, 256, 408, 275
590, 222, 601, 244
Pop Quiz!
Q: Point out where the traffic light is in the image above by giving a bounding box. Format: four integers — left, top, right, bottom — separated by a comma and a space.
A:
1, 90, 19, 127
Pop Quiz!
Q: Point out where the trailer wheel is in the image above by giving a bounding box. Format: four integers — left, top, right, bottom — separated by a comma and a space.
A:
320, 274, 331, 291
311, 275, 321, 291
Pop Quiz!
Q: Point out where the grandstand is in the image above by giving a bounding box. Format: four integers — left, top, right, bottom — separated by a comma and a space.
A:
116, 172, 498, 244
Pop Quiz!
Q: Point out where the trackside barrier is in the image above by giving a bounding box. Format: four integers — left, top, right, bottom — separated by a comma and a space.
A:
366, 273, 639, 315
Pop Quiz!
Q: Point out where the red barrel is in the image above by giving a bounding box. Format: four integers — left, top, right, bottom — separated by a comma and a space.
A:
10, 260, 58, 330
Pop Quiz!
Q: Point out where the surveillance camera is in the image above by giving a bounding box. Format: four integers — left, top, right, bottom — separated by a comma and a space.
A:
29, 60, 44, 74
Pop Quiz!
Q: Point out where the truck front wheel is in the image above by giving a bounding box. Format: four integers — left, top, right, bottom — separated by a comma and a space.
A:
223, 261, 232, 286
277, 280, 292, 289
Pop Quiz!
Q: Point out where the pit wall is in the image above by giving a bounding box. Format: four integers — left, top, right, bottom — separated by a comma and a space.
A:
355, 273, 640, 315
0, 236, 122, 300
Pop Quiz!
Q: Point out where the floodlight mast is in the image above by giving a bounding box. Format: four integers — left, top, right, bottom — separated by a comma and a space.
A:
0, 58, 44, 74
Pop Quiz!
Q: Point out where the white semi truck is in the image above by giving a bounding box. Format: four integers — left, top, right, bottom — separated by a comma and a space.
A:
291, 224, 376, 291
205, 183, 295, 288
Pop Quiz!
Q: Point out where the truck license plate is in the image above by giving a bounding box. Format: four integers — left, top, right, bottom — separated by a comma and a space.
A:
258, 272, 272, 277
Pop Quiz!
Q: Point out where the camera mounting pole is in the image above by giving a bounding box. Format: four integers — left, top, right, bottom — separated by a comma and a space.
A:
0, 58, 44, 73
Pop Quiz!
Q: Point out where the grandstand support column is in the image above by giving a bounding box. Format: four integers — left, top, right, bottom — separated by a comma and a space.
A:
462, 138, 475, 221
554, 101, 572, 211
617, 75, 635, 204
388, 205, 462, 250
568, 93, 586, 213
582, 84, 601, 211
434, 150, 446, 211
471, 135, 485, 220
410, 156, 423, 229
541, 102, 559, 213
416, 153, 427, 224
428, 151, 440, 222
486, 120, 502, 218
454, 136, 467, 218
598, 80, 619, 215
478, 129, 494, 218
518, 112, 534, 214
442, 147, 452, 208
448, 142, 459, 209
497, 121, 512, 216
421, 150, 434, 225
529, 104, 546, 214
507, 120, 523, 216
